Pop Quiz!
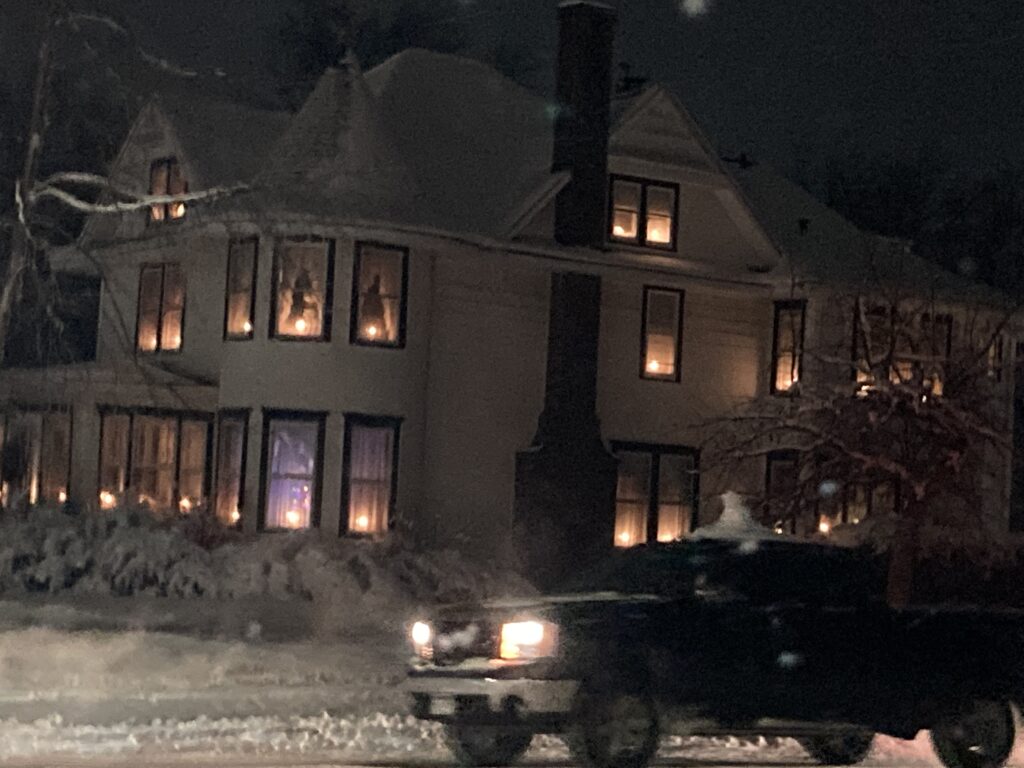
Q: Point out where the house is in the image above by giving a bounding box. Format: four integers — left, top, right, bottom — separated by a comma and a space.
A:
0, 2, 1016, 583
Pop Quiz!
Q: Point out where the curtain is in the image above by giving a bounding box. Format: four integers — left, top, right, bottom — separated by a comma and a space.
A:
657, 453, 694, 542
131, 416, 177, 507
39, 413, 71, 502
160, 265, 185, 351
178, 420, 208, 506
614, 452, 651, 547
265, 420, 318, 529
137, 267, 163, 352
99, 414, 131, 496
347, 424, 394, 534
226, 240, 256, 336
2, 413, 42, 504
356, 247, 403, 344
215, 418, 245, 524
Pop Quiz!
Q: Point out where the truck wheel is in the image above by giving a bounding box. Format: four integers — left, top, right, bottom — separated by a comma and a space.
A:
565, 692, 659, 768
443, 724, 533, 766
798, 730, 874, 765
931, 699, 1015, 768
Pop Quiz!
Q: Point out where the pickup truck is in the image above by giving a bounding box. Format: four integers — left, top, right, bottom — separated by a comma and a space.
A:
406, 534, 1024, 768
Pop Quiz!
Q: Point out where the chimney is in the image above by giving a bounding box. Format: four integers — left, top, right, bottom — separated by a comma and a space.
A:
552, 1, 616, 247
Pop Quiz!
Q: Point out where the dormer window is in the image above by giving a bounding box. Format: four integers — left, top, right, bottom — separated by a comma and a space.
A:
609, 176, 678, 250
149, 157, 187, 222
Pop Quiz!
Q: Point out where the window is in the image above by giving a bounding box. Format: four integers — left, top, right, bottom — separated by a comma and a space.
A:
261, 411, 325, 530
853, 305, 950, 394
351, 243, 408, 347
0, 410, 71, 505
224, 238, 258, 339
765, 450, 800, 532
772, 300, 806, 394
342, 414, 401, 535
149, 157, 187, 222
97, 409, 211, 511
271, 239, 334, 340
136, 264, 185, 353
821, 479, 897, 532
609, 176, 678, 249
988, 334, 1006, 382
612, 443, 698, 547
641, 287, 683, 381
215, 412, 248, 526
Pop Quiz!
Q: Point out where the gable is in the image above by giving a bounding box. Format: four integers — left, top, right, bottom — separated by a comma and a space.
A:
609, 87, 719, 173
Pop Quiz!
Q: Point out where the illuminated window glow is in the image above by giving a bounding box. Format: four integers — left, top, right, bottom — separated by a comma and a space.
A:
273, 239, 332, 339
641, 287, 683, 381
263, 413, 323, 530
136, 264, 185, 353
215, 413, 247, 526
609, 176, 677, 249
225, 238, 257, 339
352, 243, 408, 347
613, 444, 698, 547
0, 411, 71, 505
772, 300, 805, 394
149, 157, 187, 222
343, 415, 400, 536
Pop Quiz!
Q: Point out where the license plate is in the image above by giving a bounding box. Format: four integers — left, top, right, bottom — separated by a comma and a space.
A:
430, 696, 457, 716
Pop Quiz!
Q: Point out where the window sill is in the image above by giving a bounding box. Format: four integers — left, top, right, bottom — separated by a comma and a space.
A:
608, 238, 678, 255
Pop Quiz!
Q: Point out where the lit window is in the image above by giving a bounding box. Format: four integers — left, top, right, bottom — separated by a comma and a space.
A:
609, 176, 677, 249
149, 157, 187, 222
272, 239, 333, 340
613, 444, 698, 547
0, 410, 70, 505
854, 305, 951, 394
765, 451, 799, 533
641, 287, 683, 381
351, 243, 408, 347
772, 300, 806, 394
131, 416, 178, 508
225, 238, 257, 339
215, 412, 247, 526
263, 413, 323, 530
343, 415, 401, 535
136, 264, 185, 353
99, 410, 211, 511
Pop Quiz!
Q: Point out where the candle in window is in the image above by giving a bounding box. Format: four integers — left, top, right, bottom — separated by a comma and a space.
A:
285, 509, 302, 528
179, 497, 193, 512
58, 490, 67, 503
365, 324, 379, 339
295, 318, 307, 333
647, 360, 661, 373
243, 320, 252, 333
617, 531, 632, 545
613, 225, 626, 236
99, 490, 117, 509
818, 518, 831, 535
355, 514, 370, 531
230, 509, 241, 523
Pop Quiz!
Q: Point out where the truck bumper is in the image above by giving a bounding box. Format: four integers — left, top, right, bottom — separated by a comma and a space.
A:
405, 674, 579, 723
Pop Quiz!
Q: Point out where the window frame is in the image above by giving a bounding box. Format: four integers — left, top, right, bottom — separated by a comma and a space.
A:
607, 174, 680, 252
611, 440, 700, 546
349, 241, 410, 349
257, 408, 327, 531
269, 237, 336, 342
0, 406, 73, 505
135, 263, 186, 354
764, 449, 800, 532
639, 286, 685, 383
771, 299, 807, 395
95, 406, 213, 509
148, 157, 187, 223
223, 237, 259, 341
340, 412, 402, 537
214, 409, 250, 528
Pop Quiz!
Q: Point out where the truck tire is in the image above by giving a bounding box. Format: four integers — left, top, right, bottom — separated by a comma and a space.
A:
798, 730, 874, 765
931, 699, 1015, 768
443, 724, 533, 766
565, 691, 659, 768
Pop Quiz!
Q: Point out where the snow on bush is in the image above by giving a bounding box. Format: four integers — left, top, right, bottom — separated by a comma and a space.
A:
0, 504, 533, 623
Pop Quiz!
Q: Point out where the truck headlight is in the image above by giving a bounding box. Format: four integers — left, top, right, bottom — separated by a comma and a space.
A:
410, 620, 433, 658
498, 620, 558, 660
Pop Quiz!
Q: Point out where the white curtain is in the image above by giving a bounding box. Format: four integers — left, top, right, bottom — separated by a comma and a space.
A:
347, 424, 394, 534
265, 420, 318, 529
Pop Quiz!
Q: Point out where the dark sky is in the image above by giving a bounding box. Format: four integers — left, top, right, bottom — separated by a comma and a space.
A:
3, 0, 1023, 181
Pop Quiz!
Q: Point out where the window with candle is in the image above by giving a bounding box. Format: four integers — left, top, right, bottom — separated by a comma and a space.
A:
342, 414, 401, 536
149, 157, 187, 222
136, 264, 185, 353
224, 238, 258, 339
771, 300, 806, 394
272, 239, 334, 340
98, 412, 130, 507
215, 412, 248, 526
351, 243, 408, 347
641, 287, 683, 381
261, 411, 324, 530
131, 415, 178, 508
609, 176, 678, 249
612, 443, 698, 547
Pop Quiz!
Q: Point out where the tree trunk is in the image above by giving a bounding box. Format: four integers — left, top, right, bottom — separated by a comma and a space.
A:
886, 511, 920, 609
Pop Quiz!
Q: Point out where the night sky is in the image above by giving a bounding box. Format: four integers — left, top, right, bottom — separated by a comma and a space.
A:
2, 0, 1023, 180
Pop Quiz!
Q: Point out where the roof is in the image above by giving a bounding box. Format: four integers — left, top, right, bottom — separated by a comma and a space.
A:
730, 161, 1012, 306
154, 93, 290, 187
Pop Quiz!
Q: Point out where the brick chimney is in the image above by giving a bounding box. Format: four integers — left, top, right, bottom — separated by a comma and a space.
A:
513, 4, 618, 590
552, 1, 616, 248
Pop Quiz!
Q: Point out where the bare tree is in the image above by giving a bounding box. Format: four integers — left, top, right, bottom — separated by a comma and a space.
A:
705, 241, 1019, 607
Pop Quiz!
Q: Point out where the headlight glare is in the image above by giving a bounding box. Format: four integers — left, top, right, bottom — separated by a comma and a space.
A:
410, 620, 433, 658
499, 620, 558, 660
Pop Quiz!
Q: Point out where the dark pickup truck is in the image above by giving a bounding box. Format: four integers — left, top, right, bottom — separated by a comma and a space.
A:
406, 535, 1024, 768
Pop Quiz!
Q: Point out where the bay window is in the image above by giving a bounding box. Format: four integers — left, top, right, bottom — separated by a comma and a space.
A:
341, 414, 401, 535
609, 176, 678, 249
224, 238, 258, 339
261, 411, 325, 530
272, 239, 334, 340
136, 264, 185, 353
612, 443, 698, 547
149, 157, 187, 222
641, 287, 683, 381
772, 300, 805, 394
351, 243, 408, 347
